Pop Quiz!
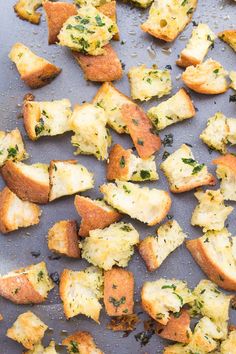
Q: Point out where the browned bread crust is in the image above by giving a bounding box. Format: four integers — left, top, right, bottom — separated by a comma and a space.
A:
22, 63, 61, 89
107, 144, 131, 180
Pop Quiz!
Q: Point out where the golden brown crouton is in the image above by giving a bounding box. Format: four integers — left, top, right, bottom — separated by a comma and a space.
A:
62, 331, 104, 354
0, 128, 28, 167
107, 314, 140, 332
98, 1, 119, 40
14, 0, 42, 24
218, 29, 236, 52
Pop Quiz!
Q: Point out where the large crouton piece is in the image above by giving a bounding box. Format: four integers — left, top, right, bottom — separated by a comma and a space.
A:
218, 29, 236, 52
97, 1, 119, 40
14, 0, 42, 24
62, 331, 104, 354
0, 128, 28, 167
24, 341, 58, 354
213, 154, 236, 201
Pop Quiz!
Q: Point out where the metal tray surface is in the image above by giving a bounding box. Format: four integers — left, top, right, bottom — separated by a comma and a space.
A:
0, 0, 235, 353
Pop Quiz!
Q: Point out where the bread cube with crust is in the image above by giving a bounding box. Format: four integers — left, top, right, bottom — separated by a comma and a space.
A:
14, 0, 42, 24
230, 71, 236, 90
62, 331, 104, 354
24, 341, 58, 354
0, 128, 28, 167
213, 154, 236, 201
218, 29, 236, 52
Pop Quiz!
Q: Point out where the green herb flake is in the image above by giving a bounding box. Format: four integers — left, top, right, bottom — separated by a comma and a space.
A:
37, 271, 44, 282
140, 170, 151, 180
120, 225, 132, 232
7, 145, 19, 159
95, 15, 105, 27
132, 119, 139, 126
137, 138, 144, 146
161, 284, 177, 291
120, 156, 126, 168
70, 340, 80, 353
109, 296, 126, 308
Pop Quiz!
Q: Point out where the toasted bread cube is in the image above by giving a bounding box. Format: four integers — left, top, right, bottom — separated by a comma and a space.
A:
81, 222, 139, 270
23, 99, 72, 140
74, 195, 121, 237
70, 103, 111, 160
191, 189, 233, 232
0, 128, 28, 167
160, 144, 215, 193
14, 0, 42, 24
230, 71, 236, 90
221, 330, 236, 353
59, 266, 103, 321
62, 331, 104, 354
213, 154, 236, 201
1, 161, 50, 204
182, 58, 228, 94
9, 43, 61, 89
176, 24, 216, 67
48, 220, 80, 258
100, 181, 171, 226
24, 341, 58, 354
97, 1, 119, 40
139, 220, 187, 272
141, 0, 197, 42
49, 160, 94, 202
218, 29, 236, 52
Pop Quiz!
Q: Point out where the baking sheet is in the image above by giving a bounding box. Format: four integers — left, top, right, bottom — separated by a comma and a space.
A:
0, 0, 236, 353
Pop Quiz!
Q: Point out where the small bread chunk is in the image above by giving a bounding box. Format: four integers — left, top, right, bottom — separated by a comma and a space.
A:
14, 0, 42, 24
186, 228, 236, 291
59, 266, 103, 322
141, 278, 194, 325
97, 1, 119, 40
49, 160, 94, 202
0, 261, 54, 304
191, 189, 233, 232
218, 29, 236, 52
23, 99, 72, 141
176, 24, 216, 67
160, 144, 215, 193
81, 222, 139, 270
0, 128, 28, 167
7, 311, 47, 350
74, 195, 121, 237
0, 187, 41, 233
100, 181, 171, 226
70, 103, 111, 160
139, 220, 187, 272
147, 89, 195, 130
107, 144, 158, 182
48, 220, 80, 258
128, 65, 172, 101
141, 0, 197, 42
62, 331, 104, 354
181, 58, 228, 94
58, 6, 118, 55
43, 1, 77, 44
230, 71, 236, 90
72, 44, 122, 82
104, 268, 134, 316
9, 43, 61, 89
1, 161, 50, 204
221, 330, 236, 353
24, 341, 58, 354
213, 154, 236, 201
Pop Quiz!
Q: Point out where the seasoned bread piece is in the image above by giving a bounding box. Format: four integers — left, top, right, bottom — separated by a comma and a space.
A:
81, 222, 139, 270
230, 71, 236, 90
213, 154, 236, 201
100, 181, 171, 226
14, 0, 42, 24
9, 43, 61, 89
141, 0, 197, 42
107, 144, 158, 182
70, 103, 111, 160
97, 1, 119, 41
23, 99, 72, 140
139, 220, 187, 272
0, 128, 28, 167
186, 228, 236, 291
221, 330, 236, 353
59, 266, 103, 322
74, 195, 121, 237
24, 341, 58, 354
7, 311, 47, 349
218, 29, 236, 52
48, 220, 80, 258
62, 331, 104, 354
147, 89, 195, 130
181, 58, 228, 94
49, 160, 94, 201
1, 161, 50, 204
104, 268, 134, 316
0, 187, 41, 233
128, 65, 171, 101
176, 24, 216, 67
191, 189, 233, 232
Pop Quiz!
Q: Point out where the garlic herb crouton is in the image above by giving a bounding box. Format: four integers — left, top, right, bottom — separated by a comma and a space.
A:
0, 128, 28, 167
81, 222, 139, 270
213, 154, 236, 201
100, 181, 171, 226
62, 331, 104, 354
24, 341, 58, 354
14, 0, 42, 24
218, 29, 236, 52
230, 71, 236, 90
221, 330, 236, 353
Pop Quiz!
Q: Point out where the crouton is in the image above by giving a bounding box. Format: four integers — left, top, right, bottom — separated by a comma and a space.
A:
141, 0, 197, 42
74, 195, 121, 237
81, 222, 139, 270
23, 99, 72, 140
9, 43, 61, 89
107, 314, 140, 332
14, 0, 42, 24
221, 330, 236, 353
98, 1, 119, 40
58, 6, 118, 55
213, 154, 236, 201
104, 268, 134, 316
59, 266, 103, 322
1, 161, 50, 204
48, 220, 80, 258
191, 189, 233, 232
139, 220, 187, 272
49, 160, 94, 202
160, 144, 215, 193
24, 341, 58, 354
0, 128, 28, 167
62, 331, 104, 354
176, 24, 216, 67
181, 58, 228, 94
7, 311, 47, 349
186, 228, 236, 291
128, 65, 172, 101
100, 181, 171, 226
230, 71, 236, 90
147, 89, 195, 130
72, 44, 122, 82
70, 103, 111, 160
0, 187, 41, 233
107, 144, 158, 182
141, 278, 194, 325
218, 29, 236, 52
